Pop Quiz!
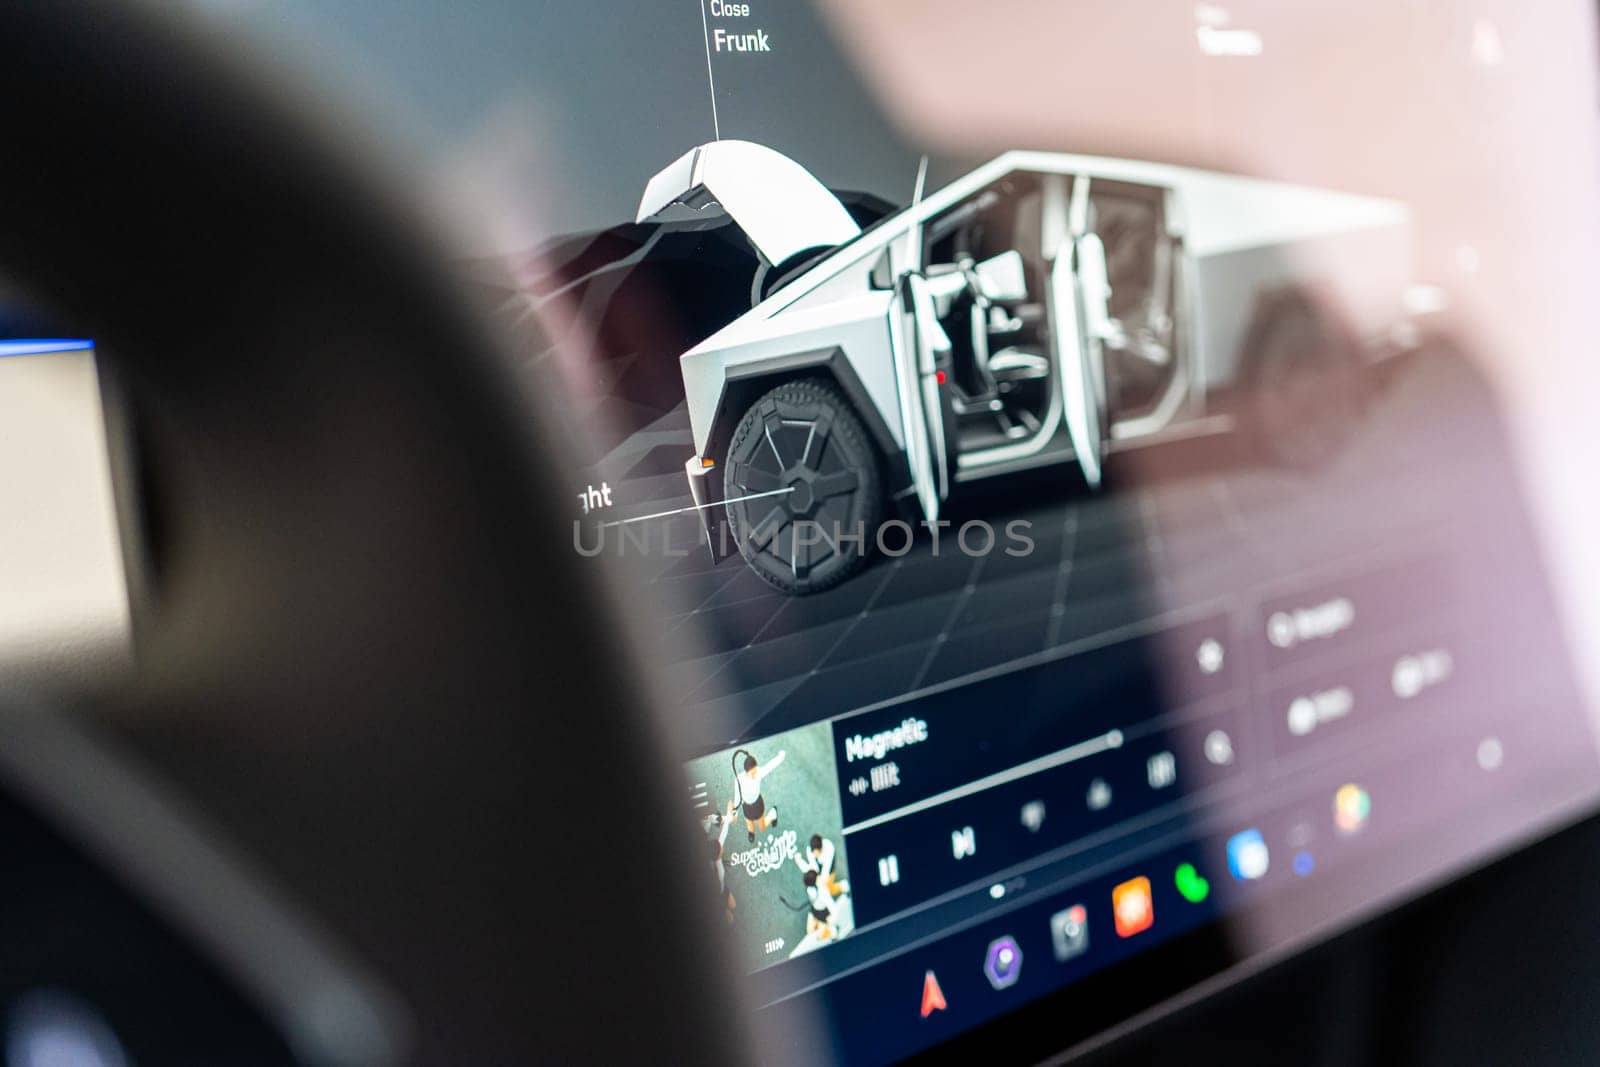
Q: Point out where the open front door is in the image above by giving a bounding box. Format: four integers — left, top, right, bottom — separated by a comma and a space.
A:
893, 271, 952, 522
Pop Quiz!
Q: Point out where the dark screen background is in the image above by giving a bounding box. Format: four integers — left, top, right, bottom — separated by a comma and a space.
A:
213, 0, 928, 249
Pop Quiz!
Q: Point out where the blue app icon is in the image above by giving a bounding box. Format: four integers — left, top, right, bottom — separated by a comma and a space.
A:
1226, 828, 1269, 881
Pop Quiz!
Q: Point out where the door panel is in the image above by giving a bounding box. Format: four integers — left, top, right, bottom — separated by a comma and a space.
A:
1076, 231, 1112, 425
1049, 245, 1104, 487
893, 272, 951, 520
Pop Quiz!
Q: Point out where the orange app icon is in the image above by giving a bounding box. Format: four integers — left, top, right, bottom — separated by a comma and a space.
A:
1112, 876, 1155, 938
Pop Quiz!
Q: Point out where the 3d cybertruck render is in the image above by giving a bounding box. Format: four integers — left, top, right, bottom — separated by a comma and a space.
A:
638, 140, 1417, 595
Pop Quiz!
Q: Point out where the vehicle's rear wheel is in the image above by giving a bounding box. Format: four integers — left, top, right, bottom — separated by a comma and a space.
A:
724, 378, 882, 595
1247, 299, 1365, 470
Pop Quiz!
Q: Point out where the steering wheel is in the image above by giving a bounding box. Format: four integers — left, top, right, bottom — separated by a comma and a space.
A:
0, 3, 751, 1063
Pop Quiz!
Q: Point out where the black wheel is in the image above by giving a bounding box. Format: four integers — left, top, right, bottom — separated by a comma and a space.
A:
1247, 301, 1364, 470
724, 378, 883, 595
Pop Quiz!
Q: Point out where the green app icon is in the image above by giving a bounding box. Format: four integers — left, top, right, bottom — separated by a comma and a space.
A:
1175, 862, 1210, 904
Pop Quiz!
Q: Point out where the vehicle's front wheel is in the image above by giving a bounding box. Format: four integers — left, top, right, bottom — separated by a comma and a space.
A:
724, 378, 883, 595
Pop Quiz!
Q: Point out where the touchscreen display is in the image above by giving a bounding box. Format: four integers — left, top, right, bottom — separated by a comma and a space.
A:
228, 2, 1600, 1061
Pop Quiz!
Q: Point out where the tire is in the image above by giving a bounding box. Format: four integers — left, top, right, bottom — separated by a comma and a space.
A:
1246, 300, 1364, 471
723, 378, 883, 595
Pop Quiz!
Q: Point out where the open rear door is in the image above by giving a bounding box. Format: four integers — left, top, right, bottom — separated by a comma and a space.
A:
1049, 250, 1103, 488
1045, 175, 1106, 488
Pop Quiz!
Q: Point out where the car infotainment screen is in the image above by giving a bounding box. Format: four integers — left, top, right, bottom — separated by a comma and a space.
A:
232, 1, 1600, 1060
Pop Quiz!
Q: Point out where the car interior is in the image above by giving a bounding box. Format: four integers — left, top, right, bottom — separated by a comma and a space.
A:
925, 176, 1058, 449
5, 2, 1600, 1065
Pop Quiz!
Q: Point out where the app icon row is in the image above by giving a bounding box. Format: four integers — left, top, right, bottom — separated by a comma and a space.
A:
923, 782, 1372, 1018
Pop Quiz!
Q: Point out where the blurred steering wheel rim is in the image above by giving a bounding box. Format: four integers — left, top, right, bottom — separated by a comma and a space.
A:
0, 3, 753, 1064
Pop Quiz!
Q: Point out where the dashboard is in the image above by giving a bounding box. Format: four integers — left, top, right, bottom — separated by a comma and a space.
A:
4, 2, 1600, 1065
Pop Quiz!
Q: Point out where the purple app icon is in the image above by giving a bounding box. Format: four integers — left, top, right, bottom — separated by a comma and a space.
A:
983, 935, 1024, 990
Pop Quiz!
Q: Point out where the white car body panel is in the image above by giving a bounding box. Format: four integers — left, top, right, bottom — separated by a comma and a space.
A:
679, 290, 902, 454
657, 143, 1414, 508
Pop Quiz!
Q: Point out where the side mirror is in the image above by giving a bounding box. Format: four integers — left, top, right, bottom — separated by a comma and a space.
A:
972, 249, 1028, 303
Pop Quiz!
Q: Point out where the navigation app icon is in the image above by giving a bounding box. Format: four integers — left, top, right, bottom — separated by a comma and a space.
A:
919, 970, 947, 1018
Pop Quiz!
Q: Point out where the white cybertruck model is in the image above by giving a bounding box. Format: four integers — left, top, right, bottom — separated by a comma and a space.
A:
638, 141, 1415, 594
